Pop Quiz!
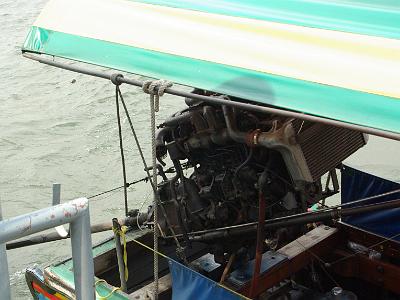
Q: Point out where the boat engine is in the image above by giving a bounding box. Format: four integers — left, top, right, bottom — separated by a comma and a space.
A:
149, 90, 367, 259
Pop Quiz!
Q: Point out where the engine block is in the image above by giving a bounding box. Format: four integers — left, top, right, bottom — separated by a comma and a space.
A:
148, 90, 367, 256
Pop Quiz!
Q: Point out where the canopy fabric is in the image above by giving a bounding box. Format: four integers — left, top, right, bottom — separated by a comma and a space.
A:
23, 0, 400, 134
341, 165, 400, 242
168, 259, 242, 300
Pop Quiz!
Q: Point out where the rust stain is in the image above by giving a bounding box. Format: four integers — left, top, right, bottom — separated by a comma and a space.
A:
72, 203, 79, 214
21, 216, 32, 233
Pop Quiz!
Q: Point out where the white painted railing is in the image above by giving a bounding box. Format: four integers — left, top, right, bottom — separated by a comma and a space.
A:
0, 197, 95, 299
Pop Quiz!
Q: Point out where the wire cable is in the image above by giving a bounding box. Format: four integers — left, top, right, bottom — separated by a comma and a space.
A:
329, 231, 400, 266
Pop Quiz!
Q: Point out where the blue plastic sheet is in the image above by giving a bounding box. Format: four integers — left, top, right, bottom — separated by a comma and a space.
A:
341, 165, 400, 241
168, 259, 241, 300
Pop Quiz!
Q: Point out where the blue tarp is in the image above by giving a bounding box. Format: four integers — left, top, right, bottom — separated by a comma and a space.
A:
341, 165, 400, 241
168, 259, 242, 300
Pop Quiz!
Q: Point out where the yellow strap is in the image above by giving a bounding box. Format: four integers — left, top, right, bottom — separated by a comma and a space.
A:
112, 225, 129, 282
95, 279, 121, 300
130, 238, 251, 300
131, 237, 168, 259
120, 225, 129, 282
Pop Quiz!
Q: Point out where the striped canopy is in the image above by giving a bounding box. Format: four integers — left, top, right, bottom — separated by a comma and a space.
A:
23, 0, 400, 134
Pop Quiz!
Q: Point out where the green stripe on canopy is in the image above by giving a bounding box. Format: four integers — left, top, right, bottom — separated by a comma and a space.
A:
23, 27, 400, 134
134, 0, 400, 40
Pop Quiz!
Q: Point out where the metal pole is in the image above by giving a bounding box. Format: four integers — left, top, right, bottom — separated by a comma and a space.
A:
52, 183, 61, 206
0, 198, 95, 300
188, 198, 400, 242
52, 183, 68, 238
112, 218, 127, 292
249, 192, 266, 298
0, 201, 11, 300
6, 214, 148, 250
22, 52, 400, 142
0, 198, 88, 243
70, 208, 95, 300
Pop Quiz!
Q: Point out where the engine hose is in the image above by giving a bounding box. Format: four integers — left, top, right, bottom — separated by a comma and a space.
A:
155, 127, 172, 166
162, 111, 191, 127
234, 148, 254, 179
222, 106, 247, 143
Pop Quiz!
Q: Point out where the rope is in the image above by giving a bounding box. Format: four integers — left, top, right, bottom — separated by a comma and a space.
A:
294, 239, 341, 287
132, 237, 168, 259
112, 225, 129, 282
116, 86, 153, 186
135, 191, 152, 231
329, 231, 400, 266
114, 84, 129, 216
96, 225, 130, 299
95, 279, 121, 300
87, 177, 149, 200
111, 76, 189, 297
114, 77, 187, 260
320, 188, 400, 212
112, 76, 171, 217
142, 79, 172, 300
142, 80, 173, 113
130, 238, 251, 300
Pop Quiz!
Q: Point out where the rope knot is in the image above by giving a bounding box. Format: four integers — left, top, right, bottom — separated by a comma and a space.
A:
142, 79, 172, 96
142, 79, 173, 112
110, 73, 124, 86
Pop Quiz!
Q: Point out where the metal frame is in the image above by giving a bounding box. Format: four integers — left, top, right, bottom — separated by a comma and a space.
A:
22, 52, 400, 141
0, 198, 94, 300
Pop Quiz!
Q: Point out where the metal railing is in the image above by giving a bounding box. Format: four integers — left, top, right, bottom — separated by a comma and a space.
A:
0, 197, 95, 299
21, 53, 400, 142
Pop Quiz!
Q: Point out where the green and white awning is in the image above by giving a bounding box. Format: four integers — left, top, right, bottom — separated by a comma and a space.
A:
23, 0, 400, 134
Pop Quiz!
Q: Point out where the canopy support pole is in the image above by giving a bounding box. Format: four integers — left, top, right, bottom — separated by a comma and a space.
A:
22, 52, 400, 141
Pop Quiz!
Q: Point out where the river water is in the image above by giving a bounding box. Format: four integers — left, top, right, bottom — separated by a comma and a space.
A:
0, 1, 399, 299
